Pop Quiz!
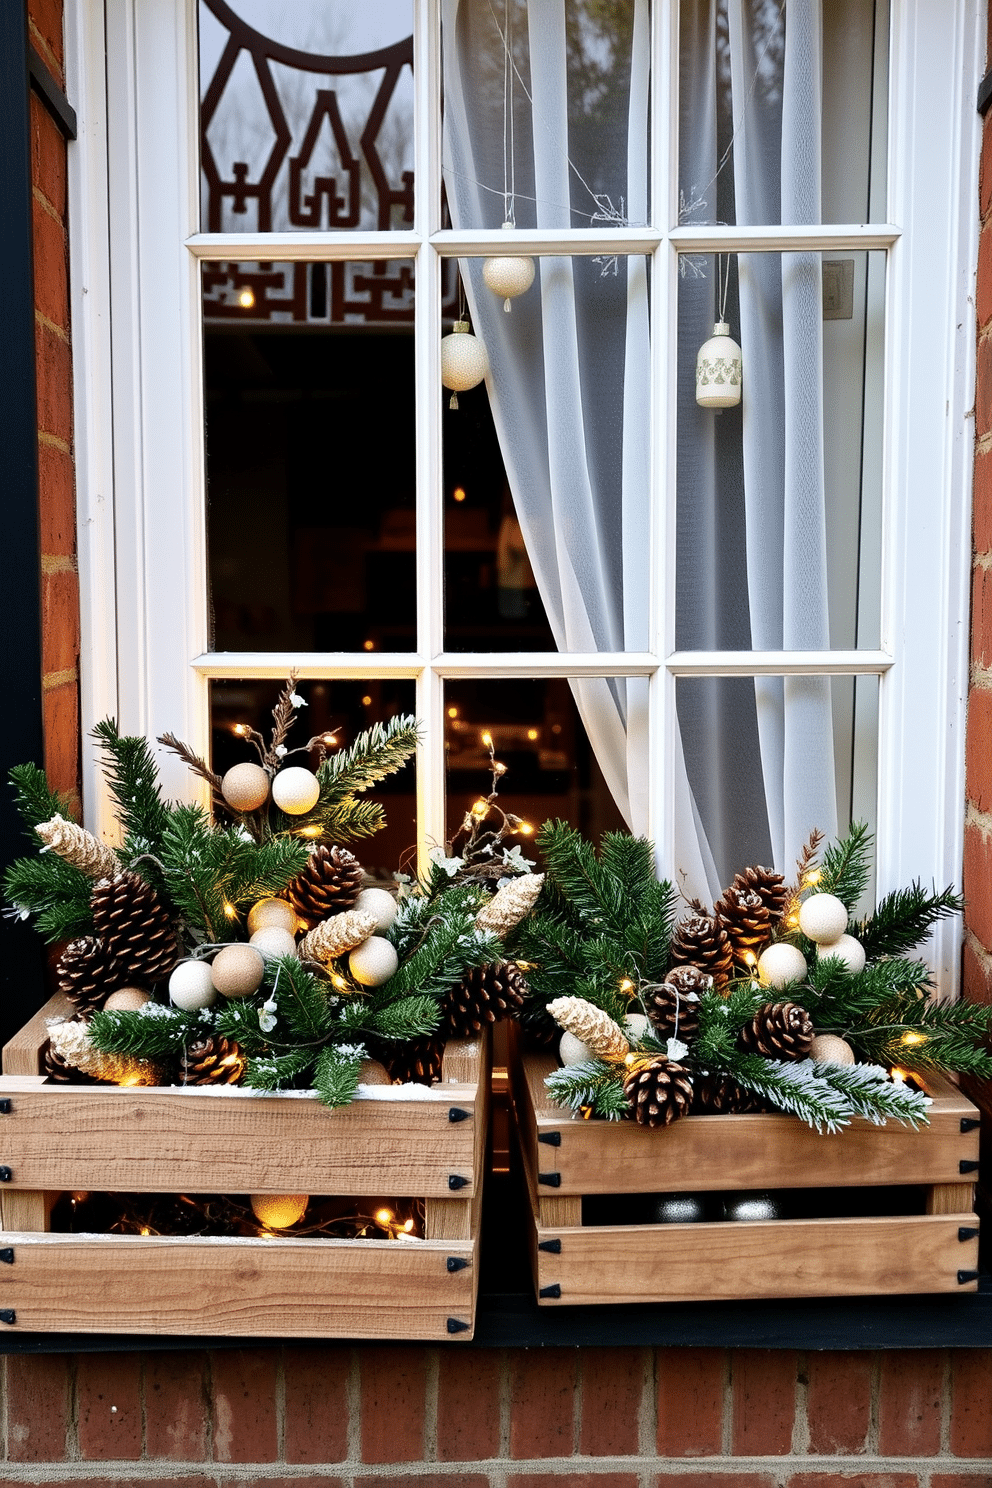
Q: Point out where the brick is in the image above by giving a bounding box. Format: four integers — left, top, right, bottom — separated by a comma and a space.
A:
967, 685, 992, 816
976, 332, 992, 442
509, 1478, 639, 1488
509, 1348, 578, 1459
210, 1349, 278, 1463
283, 1347, 350, 1464
3, 1353, 70, 1461
877, 1350, 944, 1457
950, 1349, 992, 1456
974, 446, 992, 555
28, 0, 65, 80
42, 677, 80, 800
931, 1477, 992, 1488
76, 1352, 143, 1460
656, 1348, 725, 1457
787, 1478, 917, 1488
35, 320, 74, 446
144, 1350, 210, 1460
730, 1350, 798, 1456
38, 437, 76, 554
963, 936, 992, 1005
436, 1348, 502, 1461
359, 1346, 427, 1464
579, 1347, 646, 1457
983, 119, 992, 220
42, 567, 79, 675
979, 224, 992, 331
32, 198, 69, 332
964, 822, 992, 955
368, 1478, 488, 1488
655, 1477, 775, 1488
805, 1351, 872, 1454
30, 93, 67, 217
221, 1480, 346, 1488
973, 568, 992, 673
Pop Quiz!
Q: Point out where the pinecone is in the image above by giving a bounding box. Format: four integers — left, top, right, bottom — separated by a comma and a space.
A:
442, 961, 528, 1037
713, 887, 773, 969
739, 1001, 814, 1061
43, 1029, 108, 1084
644, 968, 705, 1042
286, 845, 364, 930
729, 865, 788, 921
691, 1073, 768, 1114
383, 1036, 445, 1086
90, 872, 179, 986
623, 1057, 694, 1128
178, 1035, 245, 1085
57, 936, 128, 1014
668, 914, 734, 988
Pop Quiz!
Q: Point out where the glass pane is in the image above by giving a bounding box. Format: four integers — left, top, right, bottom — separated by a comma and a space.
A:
210, 678, 417, 877
199, 0, 414, 232
678, 0, 888, 229
445, 678, 628, 858
677, 673, 878, 903
675, 250, 884, 652
442, 0, 649, 231
203, 260, 417, 653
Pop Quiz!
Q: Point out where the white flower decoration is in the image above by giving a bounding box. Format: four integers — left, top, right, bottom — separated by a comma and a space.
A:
666, 1037, 689, 1060
289, 693, 307, 708
428, 845, 464, 877
258, 997, 278, 1033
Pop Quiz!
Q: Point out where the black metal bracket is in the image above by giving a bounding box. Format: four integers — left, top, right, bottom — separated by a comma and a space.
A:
959, 1227, 980, 1242
958, 1270, 980, 1285
961, 1117, 981, 1133
0, 1249, 13, 1265
538, 1238, 562, 1254
537, 1131, 561, 1146
448, 1107, 470, 1123
446, 1256, 469, 1272
0, 1102, 11, 1115
27, 44, 76, 140
447, 1174, 470, 1190
446, 1317, 470, 1334
538, 1172, 561, 1187
980, 67, 992, 116
0, 1310, 15, 1325
960, 1160, 980, 1174
539, 1283, 562, 1299
0, 1168, 12, 1183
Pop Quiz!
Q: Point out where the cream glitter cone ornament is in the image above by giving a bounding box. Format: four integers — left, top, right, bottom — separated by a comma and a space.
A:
298, 908, 377, 964
35, 814, 118, 880
546, 996, 630, 1057
47, 1018, 160, 1085
474, 873, 544, 937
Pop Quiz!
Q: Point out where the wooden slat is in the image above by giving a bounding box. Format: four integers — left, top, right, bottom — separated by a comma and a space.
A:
0, 1232, 478, 1338
0, 1191, 52, 1232
927, 1182, 974, 1215
2, 993, 71, 1075
425, 1036, 491, 1241
534, 1214, 979, 1304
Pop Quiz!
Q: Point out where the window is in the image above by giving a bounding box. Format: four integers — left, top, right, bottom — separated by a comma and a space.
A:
68, 0, 981, 993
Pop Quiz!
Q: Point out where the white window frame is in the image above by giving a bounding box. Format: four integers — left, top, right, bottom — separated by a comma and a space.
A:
66, 0, 983, 994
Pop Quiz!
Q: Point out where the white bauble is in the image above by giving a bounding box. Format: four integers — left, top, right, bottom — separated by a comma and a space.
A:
169, 960, 217, 1011
440, 320, 489, 398
103, 987, 151, 1012
809, 1033, 856, 1066
249, 926, 298, 961
211, 943, 265, 998
483, 227, 536, 310
348, 935, 399, 987
695, 321, 742, 408
559, 1031, 593, 1066
623, 1013, 650, 1042
221, 762, 271, 812
250, 1193, 308, 1228
798, 893, 849, 945
353, 887, 398, 933
271, 766, 320, 815
817, 933, 866, 975
247, 897, 298, 937
757, 942, 808, 990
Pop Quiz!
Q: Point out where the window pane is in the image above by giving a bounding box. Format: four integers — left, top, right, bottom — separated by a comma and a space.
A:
676, 250, 884, 652
678, 0, 888, 229
210, 678, 417, 877
445, 679, 628, 857
203, 260, 417, 653
199, 0, 414, 232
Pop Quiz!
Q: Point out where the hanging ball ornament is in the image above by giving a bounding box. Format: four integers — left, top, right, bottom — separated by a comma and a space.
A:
348, 935, 399, 987
559, 1031, 593, 1066
169, 959, 218, 1011
816, 932, 866, 975
249, 926, 298, 961
358, 1058, 393, 1086
250, 1193, 309, 1229
483, 222, 536, 312
651, 1193, 707, 1224
798, 892, 849, 946
211, 944, 265, 999
221, 762, 271, 813
102, 987, 152, 1012
721, 1192, 782, 1222
757, 941, 808, 990
247, 897, 298, 937
809, 1033, 856, 1066
353, 887, 398, 934
441, 319, 489, 409
624, 1012, 650, 1043
271, 766, 320, 816
695, 321, 743, 408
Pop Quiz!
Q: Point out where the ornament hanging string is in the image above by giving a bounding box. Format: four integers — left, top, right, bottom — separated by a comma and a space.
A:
717, 254, 732, 324
501, 0, 516, 227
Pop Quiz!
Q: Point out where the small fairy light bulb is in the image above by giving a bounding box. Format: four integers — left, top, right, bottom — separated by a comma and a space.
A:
901, 1031, 927, 1047
619, 977, 635, 995
471, 799, 489, 818
483, 222, 536, 312
481, 731, 493, 748
238, 287, 255, 310
518, 821, 534, 836
223, 901, 237, 921
375, 1207, 394, 1227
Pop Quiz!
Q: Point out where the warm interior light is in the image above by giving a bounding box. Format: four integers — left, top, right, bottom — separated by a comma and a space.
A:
375, 1208, 394, 1226
238, 287, 255, 309
447, 706, 459, 719
361, 695, 372, 706
452, 486, 467, 502
363, 639, 375, 651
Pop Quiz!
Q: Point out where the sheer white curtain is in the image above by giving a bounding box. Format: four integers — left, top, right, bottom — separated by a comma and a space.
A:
443, 0, 835, 895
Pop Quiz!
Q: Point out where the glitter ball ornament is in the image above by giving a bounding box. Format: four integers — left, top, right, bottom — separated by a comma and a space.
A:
798, 892, 849, 945
809, 1032, 856, 1065
757, 941, 808, 989
817, 932, 865, 975
211, 944, 265, 998
651, 1193, 707, 1224
695, 321, 742, 408
624, 1012, 650, 1042
358, 1058, 393, 1086
169, 960, 217, 1011
721, 1192, 782, 1221
250, 1193, 308, 1229
221, 762, 271, 812
441, 319, 489, 409
102, 987, 151, 1012
247, 897, 298, 937
483, 224, 536, 311
353, 887, 398, 933
559, 1031, 593, 1066
348, 935, 399, 987
249, 926, 297, 961
271, 766, 320, 815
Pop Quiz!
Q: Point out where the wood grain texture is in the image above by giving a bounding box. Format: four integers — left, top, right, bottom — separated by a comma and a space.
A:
2, 993, 71, 1075
926, 1182, 975, 1215
0, 1190, 52, 1232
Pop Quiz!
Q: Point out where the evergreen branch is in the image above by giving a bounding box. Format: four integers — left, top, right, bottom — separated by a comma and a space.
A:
264, 957, 334, 1041
709, 1051, 853, 1133
856, 884, 964, 960
817, 821, 873, 910
318, 716, 420, 802
544, 1058, 629, 1120
312, 1043, 366, 1110
8, 763, 75, 835
365, 995, 442, 1041
91, 719, 172, 850
813, 1061, 932, 1128
157, 732, 223, 792
3, 854, 93, 943
243, 1047, 316, 1092
88, 1004, 214, 1059
213, 1000, 271, 1054
319, 798, 387, 842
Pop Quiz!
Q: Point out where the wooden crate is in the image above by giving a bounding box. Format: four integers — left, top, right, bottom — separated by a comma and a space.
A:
0, 994, 490, 1339
511, 1034, 981, 1305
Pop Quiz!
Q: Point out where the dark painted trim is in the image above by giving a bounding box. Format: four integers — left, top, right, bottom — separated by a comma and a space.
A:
979, 67, 992, 115
28, 43, 77, 140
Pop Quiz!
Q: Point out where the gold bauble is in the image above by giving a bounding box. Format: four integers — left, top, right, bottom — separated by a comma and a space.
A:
221, 762, 271, 812
247, 897, 298, 936
358, 1058, 393, 1086
102, 987, 152, 1012
249, 1193, 309, 1229
211, 944, 265, 998
809, 1033, 856, 1066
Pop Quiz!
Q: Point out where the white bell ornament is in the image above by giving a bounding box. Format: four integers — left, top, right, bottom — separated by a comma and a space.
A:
695, 321, 742, 408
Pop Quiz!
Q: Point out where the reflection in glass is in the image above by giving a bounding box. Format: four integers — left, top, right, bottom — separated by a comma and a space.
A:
204, 260, 417, 653
199, 0, 414, 232
210, 678, 417, 877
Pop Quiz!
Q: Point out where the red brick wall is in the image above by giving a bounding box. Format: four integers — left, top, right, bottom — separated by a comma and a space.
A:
1, 1347, 992, 1484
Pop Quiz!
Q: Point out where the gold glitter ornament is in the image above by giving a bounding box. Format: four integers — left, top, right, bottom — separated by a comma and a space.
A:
474, 873, 544, 937
221, 762, 271, 812
298, 908, 378, 964
35, 814, 118, 880
546, 996, 630, 1058
249, 1193, 309, 1228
